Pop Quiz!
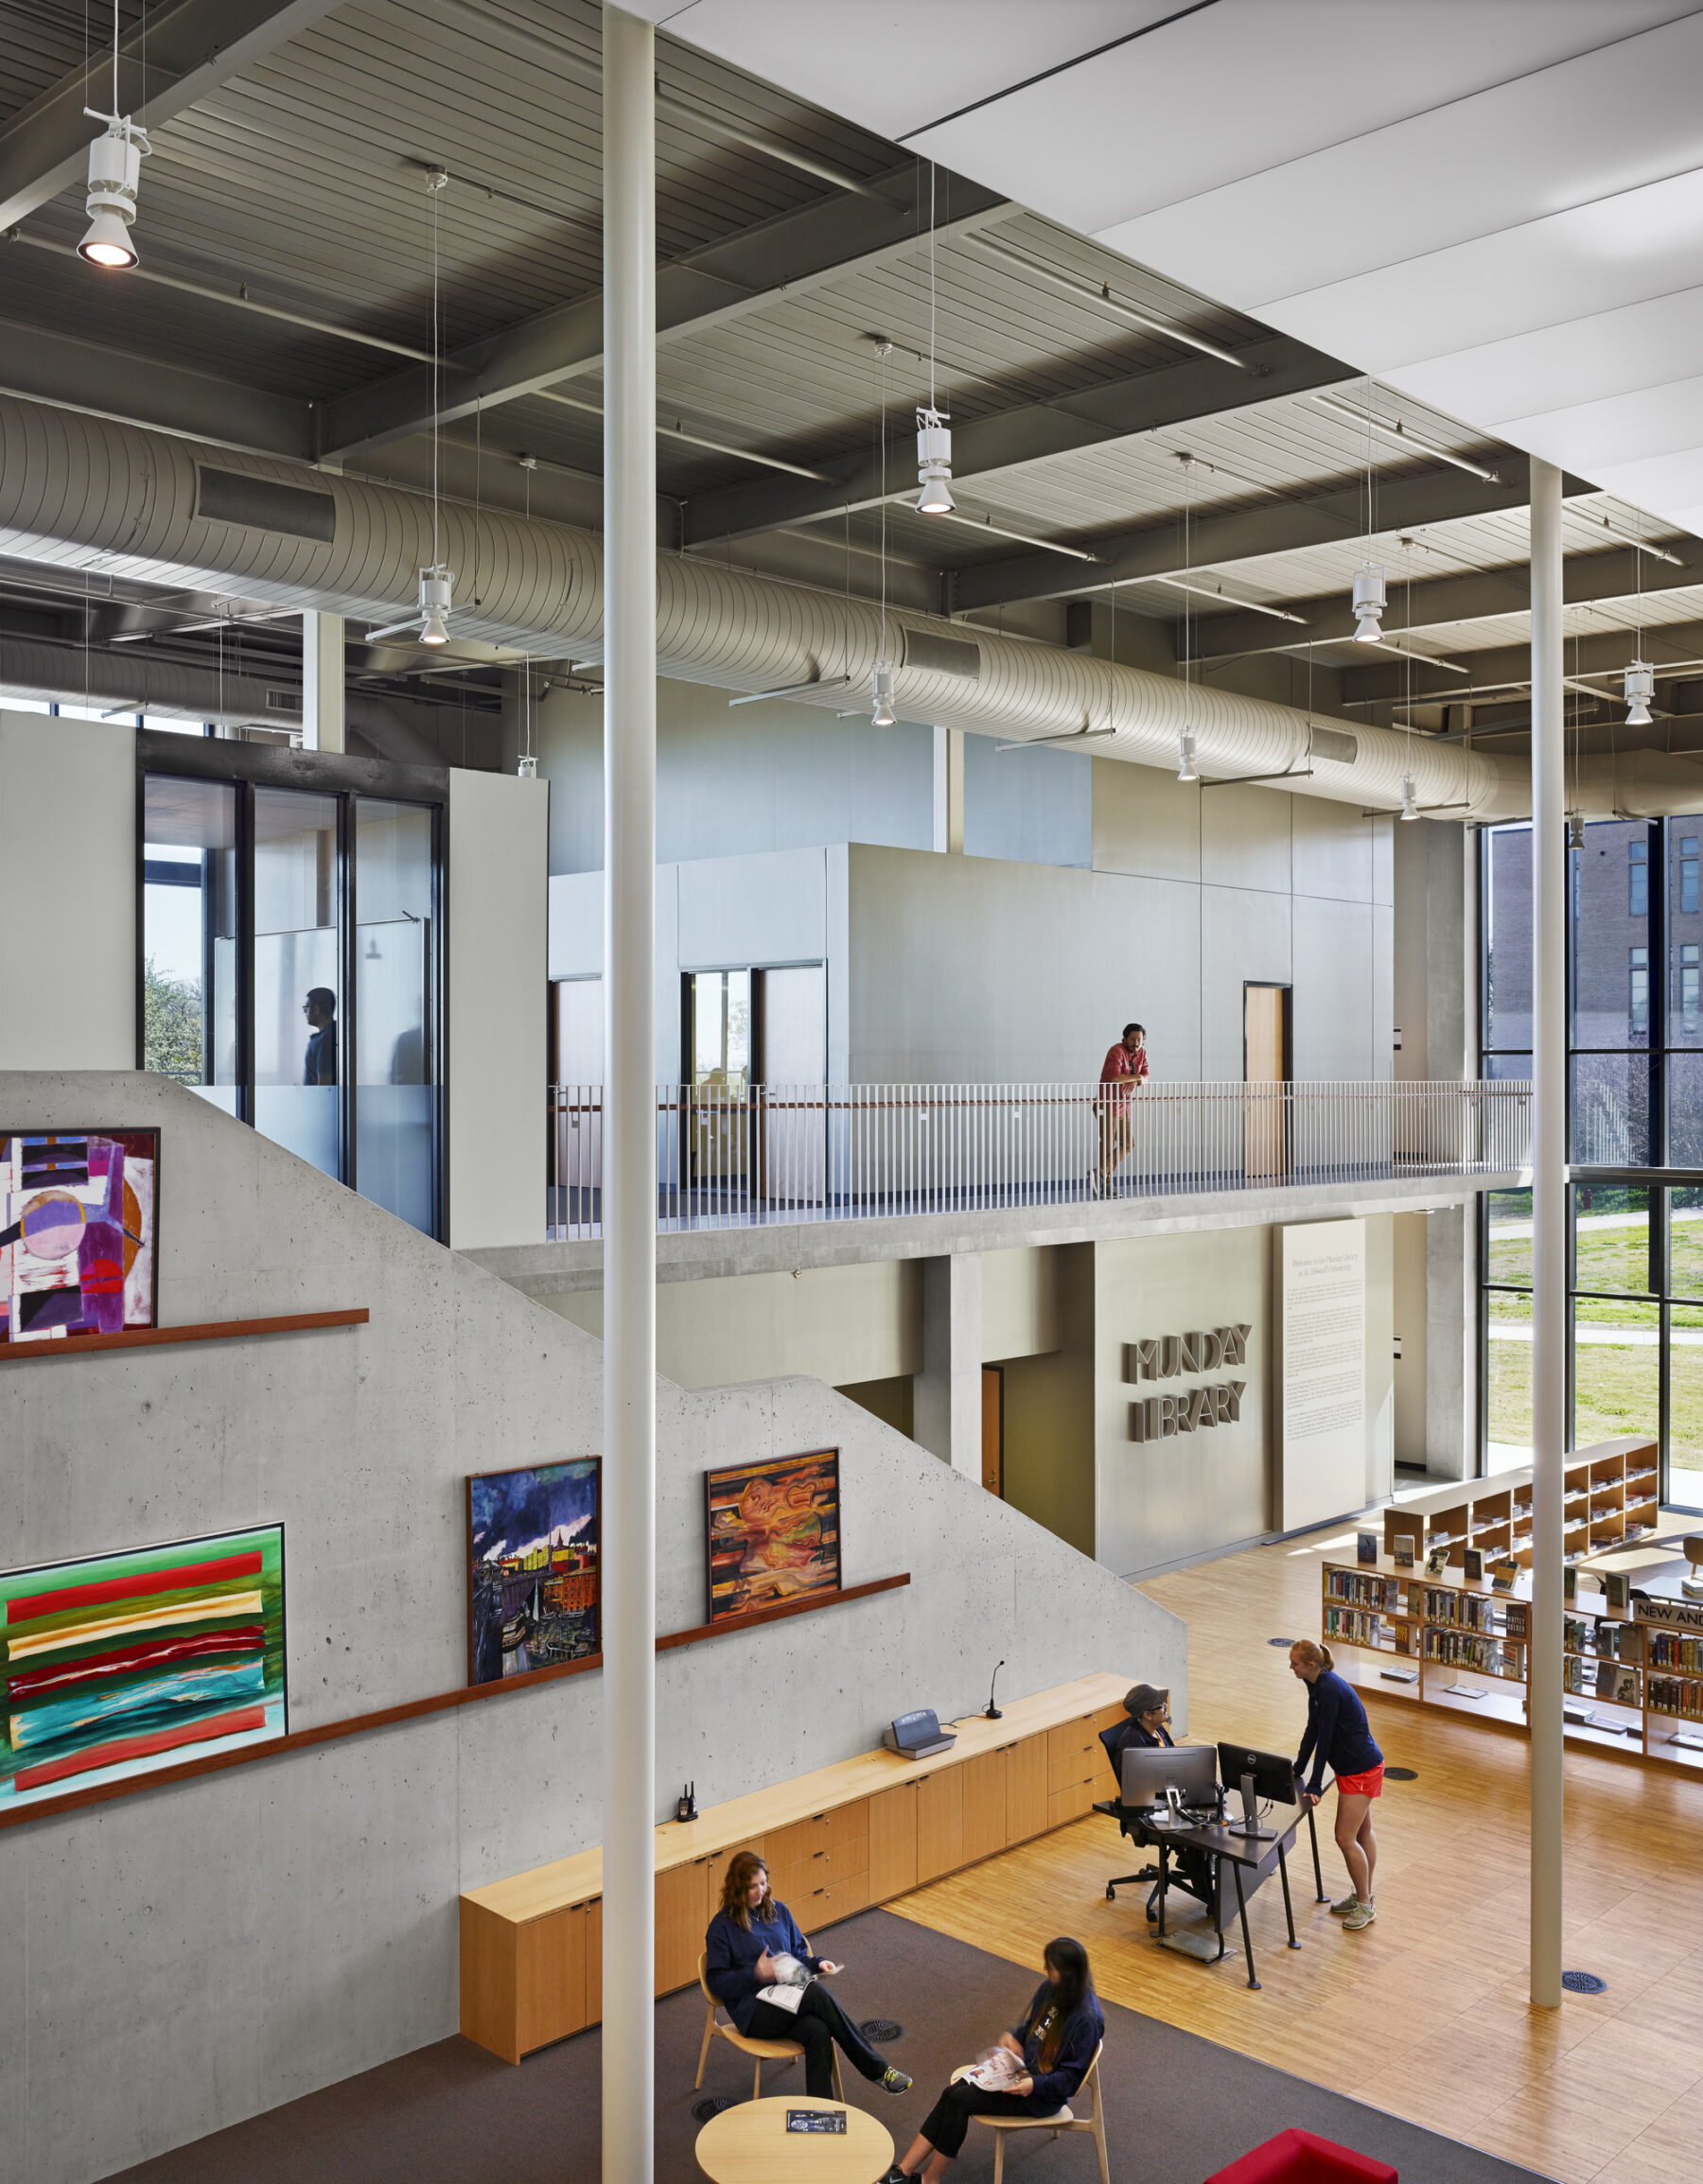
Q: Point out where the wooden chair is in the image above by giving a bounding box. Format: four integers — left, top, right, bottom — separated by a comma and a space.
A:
694, 1951, 843, 2102
950, 2039, 1110, 2184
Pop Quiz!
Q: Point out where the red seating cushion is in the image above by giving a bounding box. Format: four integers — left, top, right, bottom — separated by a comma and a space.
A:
1205, 2126, 1398, 2183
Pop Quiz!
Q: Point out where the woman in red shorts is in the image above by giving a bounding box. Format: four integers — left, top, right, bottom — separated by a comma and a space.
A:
1290, 1638, 1384, 1931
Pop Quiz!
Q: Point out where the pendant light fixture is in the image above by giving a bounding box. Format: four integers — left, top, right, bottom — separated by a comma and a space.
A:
1177, 451, 1199, 782
1348, 381, 1385, 641
1399, 775, 1419, 821
1624, 513, 1652, 725
913, 164, 953, 515
79, 2, 150, 268
1398, 544, 1417, 817
872, 339, 896, 724
418, 167, 453, 644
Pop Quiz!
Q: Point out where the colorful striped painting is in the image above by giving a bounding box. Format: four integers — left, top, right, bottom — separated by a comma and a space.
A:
1, 1528, 287, 1810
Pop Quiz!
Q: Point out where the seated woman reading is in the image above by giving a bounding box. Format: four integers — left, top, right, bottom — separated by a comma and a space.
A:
703, 1849, 912, 2101
884, 1938, 1103, 2182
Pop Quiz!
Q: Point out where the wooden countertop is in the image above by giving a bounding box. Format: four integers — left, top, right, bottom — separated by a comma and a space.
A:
465, 1669, 1130, 1925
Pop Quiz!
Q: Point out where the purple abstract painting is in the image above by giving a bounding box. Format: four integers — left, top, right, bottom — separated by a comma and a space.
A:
0, 1130, 159, 1344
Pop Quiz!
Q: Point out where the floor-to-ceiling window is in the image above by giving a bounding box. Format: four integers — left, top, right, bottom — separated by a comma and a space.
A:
140, 739, 444, 1239
1481, 818, 1703, 1506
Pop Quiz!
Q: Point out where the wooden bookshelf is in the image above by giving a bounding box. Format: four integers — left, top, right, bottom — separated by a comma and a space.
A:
1320, 1537, 1702, 1773
1381, 1439, 1657, 1569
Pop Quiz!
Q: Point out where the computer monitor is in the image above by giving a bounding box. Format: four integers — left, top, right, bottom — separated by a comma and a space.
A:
1216, 1741, 1300, 1839
1119, 1741, 1219, 1818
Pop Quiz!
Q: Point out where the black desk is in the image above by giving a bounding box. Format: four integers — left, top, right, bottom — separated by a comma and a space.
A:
1093, 1799, 1326, 1990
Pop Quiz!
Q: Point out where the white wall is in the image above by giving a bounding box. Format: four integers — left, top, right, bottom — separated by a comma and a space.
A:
448, 768, 548, 1249
3, 1073, 1181, 2184
0, 712, 134, 1068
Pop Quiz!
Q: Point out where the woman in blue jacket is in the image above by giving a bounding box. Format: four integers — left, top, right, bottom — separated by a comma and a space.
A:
704, 1849, 912, 2100
885, 1938, 1103, 2181
1290, 1638, 1385, 1931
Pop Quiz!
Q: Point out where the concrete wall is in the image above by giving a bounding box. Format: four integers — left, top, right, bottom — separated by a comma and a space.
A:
0, 711, 135, 1069
448, 769, 548, 1249
1, 1072, 1180, 2184
1000, 1246, 1096, 1559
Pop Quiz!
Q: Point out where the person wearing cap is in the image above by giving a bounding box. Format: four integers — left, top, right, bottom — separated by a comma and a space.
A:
1098, 1683, 1216, 1917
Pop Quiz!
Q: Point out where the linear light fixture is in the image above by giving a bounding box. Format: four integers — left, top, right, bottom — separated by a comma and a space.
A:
962, 233, 1252, 371
1200, 766, 1314, 790
1150, 574, 1308, 624
1573, 509, 1683, 566
1365, 639, 1471, 677
1311, 393, 1500, 483
890, 499, 1098, 561
728, 675, 852, 708
535, 389, 834, 481
993, 725, 1118, 753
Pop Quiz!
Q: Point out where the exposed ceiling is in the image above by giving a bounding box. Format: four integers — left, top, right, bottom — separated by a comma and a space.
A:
1, 0, 1699, 764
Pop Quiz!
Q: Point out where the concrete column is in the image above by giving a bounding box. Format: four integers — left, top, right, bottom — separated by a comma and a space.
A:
932, 725, 964, 853
1529, 456, 1565, 2012
601, 9, 658, 2177
1424, 1201, 1476, 1479
300, 610, 344, 752
914, 1251, 982, 1476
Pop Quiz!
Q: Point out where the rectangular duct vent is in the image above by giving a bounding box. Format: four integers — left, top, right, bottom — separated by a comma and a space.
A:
265, 690, 299, 711
196, 466, 336, 543
1308, 725, 1358, 766
903, 628, 980, 679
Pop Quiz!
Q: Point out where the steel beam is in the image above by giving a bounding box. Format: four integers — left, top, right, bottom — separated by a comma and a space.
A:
950, 458, 1564, 615
316, 171, 1009, 461
1343, 619, 1703, 708
0, 319, 312, 459
0, 0, 340, 230
682, 335, 1348, 552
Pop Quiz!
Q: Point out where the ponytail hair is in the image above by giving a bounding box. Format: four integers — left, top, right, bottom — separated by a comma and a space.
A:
1290, 1638, 1335, 1672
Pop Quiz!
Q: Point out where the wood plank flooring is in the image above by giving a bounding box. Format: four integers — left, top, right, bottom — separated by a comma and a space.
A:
887, 1517, 1703, 2184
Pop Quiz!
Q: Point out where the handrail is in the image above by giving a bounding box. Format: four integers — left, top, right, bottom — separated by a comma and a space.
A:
545, 1078, 1533, 1242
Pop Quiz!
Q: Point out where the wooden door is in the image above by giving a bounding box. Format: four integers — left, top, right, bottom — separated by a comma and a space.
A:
959, 1748, 1008, 1866
1005, 1732, 1049, 1843
869, 1781, 919, 1900
981, 1367, 1003, 1495
1243, 982, 1290, 1179
655, 1857, 711, 1997
757, 964, 827, 1205
915, 1768, 963, 1883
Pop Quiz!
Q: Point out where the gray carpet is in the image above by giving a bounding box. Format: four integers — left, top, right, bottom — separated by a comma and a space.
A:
103, 1908, 1553, 2182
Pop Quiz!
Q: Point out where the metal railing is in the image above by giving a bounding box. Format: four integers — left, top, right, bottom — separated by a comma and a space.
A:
545, 1078, 1532, 1241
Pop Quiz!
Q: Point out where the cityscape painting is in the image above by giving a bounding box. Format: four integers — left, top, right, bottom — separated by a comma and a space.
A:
705, 1447, 841, 1624
466, 1459, 601, 1685
1, 1128, 159, 1344
1, 1527, 287, 1812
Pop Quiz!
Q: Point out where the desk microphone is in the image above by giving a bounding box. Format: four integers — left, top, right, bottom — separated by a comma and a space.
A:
984, 1661, 1005, 1721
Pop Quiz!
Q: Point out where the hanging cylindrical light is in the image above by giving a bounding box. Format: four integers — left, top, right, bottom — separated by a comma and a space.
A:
915, 407, 954, 515
79, 114, 150, 268
870, 659, 896, 726
418, 564, 452, 645
1399, 774, 1419, 821
1624, 659, 1654, 727
1351, 563, 1387, 643
1177, 727, 1198, 783
1568, 811, 1585, 851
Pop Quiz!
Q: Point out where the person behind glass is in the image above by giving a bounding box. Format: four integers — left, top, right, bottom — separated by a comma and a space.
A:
703, 1850, 912, 2101
1103, 1682, 1215, 1917
1290, 1638, 1384, 1931
885, 1938, 1103, 2182
302, 987, 338, 1086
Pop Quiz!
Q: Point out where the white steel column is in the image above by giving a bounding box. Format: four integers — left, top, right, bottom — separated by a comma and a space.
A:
300, 610, 344, 751
602, 7, 658, 2176
1529, 456, 1565, 2010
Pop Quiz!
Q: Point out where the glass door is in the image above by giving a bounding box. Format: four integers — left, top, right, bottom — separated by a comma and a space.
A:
688, 970, 749, 1191
354, 798, 436, 1233
253, 787, 342, 1180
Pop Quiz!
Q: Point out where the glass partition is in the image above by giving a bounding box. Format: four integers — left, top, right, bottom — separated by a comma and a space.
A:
254, 786, 342, 1179
355, 799, 435, 1232
142, 776, 239, 1114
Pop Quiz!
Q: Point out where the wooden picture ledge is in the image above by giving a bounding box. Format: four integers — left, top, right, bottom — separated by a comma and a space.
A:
0, 1308, 369, 1363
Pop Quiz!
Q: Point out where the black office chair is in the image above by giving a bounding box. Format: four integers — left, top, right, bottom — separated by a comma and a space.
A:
1096, 1724, 1215, 1921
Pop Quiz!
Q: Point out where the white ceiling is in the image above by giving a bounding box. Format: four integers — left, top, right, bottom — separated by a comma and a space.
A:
652, 0, 1703, 539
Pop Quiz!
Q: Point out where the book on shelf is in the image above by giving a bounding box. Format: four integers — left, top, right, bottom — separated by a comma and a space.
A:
1463, 1547, 1484, 1581
1615, 1667, 1639, 1705
1395, 1541, 1415, 1569
1425, 1546, 1449, 1576
1606, 1571, 1630, 1611
1443, 1684, 1486, 1699
1380, 1667, 1420, 1684
1357, 1530, 1378, 1566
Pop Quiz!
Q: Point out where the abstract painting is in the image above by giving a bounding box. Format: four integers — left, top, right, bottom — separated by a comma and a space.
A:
705, 1448, 841, 1624
1, 1527, 287, 1812
0, 1128, 158, 1344
466, 1459, 601, 1685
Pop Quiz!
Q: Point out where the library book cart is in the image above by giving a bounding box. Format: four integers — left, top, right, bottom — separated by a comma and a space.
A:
1320, 1438, 1703, 1774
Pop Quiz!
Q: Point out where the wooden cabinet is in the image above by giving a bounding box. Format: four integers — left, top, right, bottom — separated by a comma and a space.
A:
1005, 1732, 1048, 1843
1046, 1710, 1101, 1829
656, 1855, 712, 1996
793, 1869, 871, 1931
869, 1780, 918, 1900
916, 1766, 962, 1883
959, 1747, 1007, 1866
517, 1901, 588, 2056
585, 1896, 602, 2026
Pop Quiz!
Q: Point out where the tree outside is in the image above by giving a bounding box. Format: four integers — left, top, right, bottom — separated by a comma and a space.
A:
144, 957, 203, 1083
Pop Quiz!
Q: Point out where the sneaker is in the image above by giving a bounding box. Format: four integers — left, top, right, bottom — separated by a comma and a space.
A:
1329, 1893, 1360, 1915
880, 2067, 913, 2096
1343, 1898, 1377, 1931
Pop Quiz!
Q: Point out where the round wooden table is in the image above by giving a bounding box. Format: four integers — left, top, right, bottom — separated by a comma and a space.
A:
695, 2094, 894, 2183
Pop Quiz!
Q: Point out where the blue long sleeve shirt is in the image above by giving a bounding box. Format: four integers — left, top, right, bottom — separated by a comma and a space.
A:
704, 1903, 822, 2035
1010, 1981, 1104, 2112
1295, 1668, 1382, 1794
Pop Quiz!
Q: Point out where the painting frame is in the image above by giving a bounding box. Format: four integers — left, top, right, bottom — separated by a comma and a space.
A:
0, 1126, 161, 1347
704, 1446, 842, 1626
0, 1523, 288, 1813
465, 1457, 602, 1686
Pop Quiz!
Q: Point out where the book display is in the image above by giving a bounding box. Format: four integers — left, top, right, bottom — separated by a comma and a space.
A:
1380, 1439, 1658, 1569
1322, 1514, 1703, 1772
